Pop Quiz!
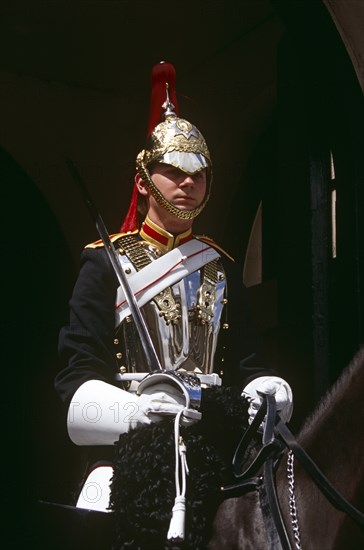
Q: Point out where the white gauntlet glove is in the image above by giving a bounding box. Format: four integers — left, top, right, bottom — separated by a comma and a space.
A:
242, 376, 293, 425
138, 382, 186, 420
67, 379, 186, 446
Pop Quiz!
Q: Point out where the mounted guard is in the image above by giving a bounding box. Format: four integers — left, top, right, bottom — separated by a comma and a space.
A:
53, 61, 293, 547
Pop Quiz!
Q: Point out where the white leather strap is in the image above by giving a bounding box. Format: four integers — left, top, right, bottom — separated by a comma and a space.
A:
114, 238, 220, 326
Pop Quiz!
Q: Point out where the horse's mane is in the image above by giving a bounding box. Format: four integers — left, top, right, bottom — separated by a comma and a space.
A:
298, 345, 364, 442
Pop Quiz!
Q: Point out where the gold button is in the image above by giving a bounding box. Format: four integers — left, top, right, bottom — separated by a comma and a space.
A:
222, 323, 229, 330
114, 338, 119, 345
116, 352, 122, 359
119, 366, 127, 373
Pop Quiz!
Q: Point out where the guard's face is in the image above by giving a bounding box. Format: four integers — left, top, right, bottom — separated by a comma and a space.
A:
150, 163, 207, 212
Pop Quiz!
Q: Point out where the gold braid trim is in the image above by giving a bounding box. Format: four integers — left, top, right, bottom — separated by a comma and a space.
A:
117, 234, 151, 270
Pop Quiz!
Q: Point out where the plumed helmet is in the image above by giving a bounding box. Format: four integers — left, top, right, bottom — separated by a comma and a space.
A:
121, 62, 212, 232
139, 116, 211, 176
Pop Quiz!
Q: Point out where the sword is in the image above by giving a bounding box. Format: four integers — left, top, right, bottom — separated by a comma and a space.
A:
66, 158, 162, 372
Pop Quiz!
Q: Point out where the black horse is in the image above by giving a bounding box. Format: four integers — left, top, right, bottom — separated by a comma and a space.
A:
208, 346, 364, 550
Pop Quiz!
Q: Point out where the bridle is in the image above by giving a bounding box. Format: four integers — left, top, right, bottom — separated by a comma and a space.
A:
222, 393, 364, 550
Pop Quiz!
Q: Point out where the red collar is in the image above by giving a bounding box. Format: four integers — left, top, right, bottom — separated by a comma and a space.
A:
140, 216, 193, 252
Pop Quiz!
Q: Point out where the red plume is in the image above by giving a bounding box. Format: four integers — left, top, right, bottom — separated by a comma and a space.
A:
147, 61, 179, 137
120, 62, 179, 233
120, 182, 139, 233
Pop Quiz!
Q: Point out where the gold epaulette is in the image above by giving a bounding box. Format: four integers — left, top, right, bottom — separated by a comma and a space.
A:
85, 230, 139, 249
196, 235, 235, 262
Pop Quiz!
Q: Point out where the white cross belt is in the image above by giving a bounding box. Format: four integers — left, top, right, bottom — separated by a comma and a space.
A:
114, 238, 220, 327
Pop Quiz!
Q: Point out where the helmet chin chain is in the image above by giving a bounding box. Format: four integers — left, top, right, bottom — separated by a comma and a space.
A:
136, 159, 210, 221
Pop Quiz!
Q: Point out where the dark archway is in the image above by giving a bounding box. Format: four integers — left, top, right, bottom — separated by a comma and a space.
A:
224, 0, 363, 431
274, 0, 364, 396
1, 147, 78, 545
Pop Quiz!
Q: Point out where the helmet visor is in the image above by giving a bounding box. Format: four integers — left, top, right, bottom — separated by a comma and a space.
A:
158, 151, 209, 175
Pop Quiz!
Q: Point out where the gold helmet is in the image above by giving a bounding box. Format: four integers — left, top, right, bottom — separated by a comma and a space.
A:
121, 62, 212, 232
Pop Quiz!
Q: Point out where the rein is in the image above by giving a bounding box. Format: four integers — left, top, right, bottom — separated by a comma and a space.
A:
223, 394, 364, 549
